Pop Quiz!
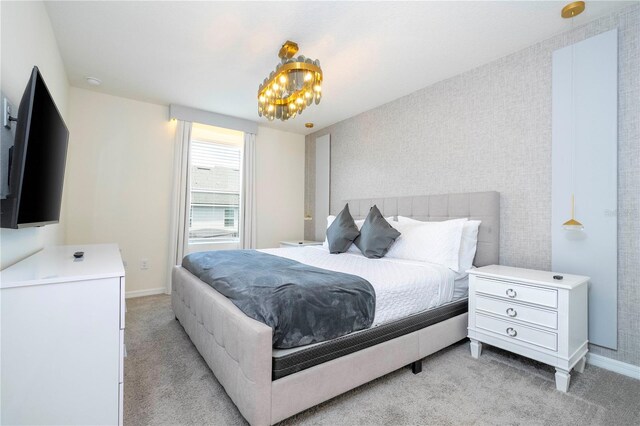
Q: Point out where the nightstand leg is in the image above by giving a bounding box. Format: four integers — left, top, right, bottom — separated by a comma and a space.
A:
470, 339, 482, 359
555, 368, 571, 392
574, 356, 587, 373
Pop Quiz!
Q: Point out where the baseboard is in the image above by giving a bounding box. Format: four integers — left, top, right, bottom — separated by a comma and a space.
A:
586, 353, 640, 380
125, 287, 167, 299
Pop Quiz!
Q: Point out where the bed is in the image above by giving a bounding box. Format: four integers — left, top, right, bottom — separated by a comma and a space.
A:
172, 191, 500, 425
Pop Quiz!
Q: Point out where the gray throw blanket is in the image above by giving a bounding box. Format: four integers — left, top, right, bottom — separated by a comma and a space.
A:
182, 250, 376, 348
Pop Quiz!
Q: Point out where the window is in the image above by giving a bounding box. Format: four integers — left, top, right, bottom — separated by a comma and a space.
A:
188, 140, 242, 243
224, 208, 235, 228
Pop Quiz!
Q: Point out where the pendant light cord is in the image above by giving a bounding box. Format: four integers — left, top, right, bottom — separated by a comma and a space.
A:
570, 12, 576, 219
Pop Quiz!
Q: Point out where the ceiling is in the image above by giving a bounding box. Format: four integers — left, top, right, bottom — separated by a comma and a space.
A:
45, 1, 634, 135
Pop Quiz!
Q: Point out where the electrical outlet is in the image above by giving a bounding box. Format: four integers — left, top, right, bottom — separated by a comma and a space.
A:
3, 97, 13, 129
140, 258, 149, 270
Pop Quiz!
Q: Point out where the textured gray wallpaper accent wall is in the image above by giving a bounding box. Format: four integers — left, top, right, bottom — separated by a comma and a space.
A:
304, 6, 639, 366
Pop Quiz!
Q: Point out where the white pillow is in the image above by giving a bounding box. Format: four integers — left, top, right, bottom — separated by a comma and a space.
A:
386, 218, 467, 271
397, 216, 481, 272
322, 215, 337, 249
459, 220, 481, 273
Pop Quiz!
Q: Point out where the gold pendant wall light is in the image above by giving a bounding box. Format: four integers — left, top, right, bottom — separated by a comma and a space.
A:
561, 1, 585, 231
257, 41, 323, 121
561, 1, 585, 18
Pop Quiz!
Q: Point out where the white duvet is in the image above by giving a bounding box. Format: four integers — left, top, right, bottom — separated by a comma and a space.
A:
259, 245, 456, 327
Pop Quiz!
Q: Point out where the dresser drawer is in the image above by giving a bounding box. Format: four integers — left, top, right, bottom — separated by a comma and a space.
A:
118, 382, 124, 426
476, 313, 557, 351
120, 277, 126, 330
476, 295, 558, 329
475, 277, 557, 309
119, 329, 125, 383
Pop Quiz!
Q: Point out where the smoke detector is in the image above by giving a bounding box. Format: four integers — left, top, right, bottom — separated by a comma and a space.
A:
85, 77, 102, 86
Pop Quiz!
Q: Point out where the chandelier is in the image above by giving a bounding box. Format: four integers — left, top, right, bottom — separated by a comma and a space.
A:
258, 41, 323, 121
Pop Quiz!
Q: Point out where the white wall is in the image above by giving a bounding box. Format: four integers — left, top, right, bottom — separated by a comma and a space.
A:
65, 89, 305, 295
66, 88, 175, 297
0, 1, 70, 269
551, 30, 618, 349
255, 126, 305, 249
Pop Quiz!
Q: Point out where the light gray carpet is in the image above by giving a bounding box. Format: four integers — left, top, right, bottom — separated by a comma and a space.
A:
124, 295, 640, 425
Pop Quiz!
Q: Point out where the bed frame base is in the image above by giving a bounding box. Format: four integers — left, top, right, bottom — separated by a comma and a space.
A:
172, 265, 468, 425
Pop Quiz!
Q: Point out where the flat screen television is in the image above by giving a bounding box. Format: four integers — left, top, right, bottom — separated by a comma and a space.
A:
1, 66, 69, 229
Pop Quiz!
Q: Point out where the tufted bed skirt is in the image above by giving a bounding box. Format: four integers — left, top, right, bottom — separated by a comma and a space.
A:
172, 265, 468, 425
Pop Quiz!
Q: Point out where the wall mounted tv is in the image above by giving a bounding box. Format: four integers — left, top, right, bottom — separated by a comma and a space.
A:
1, 66, 69, 229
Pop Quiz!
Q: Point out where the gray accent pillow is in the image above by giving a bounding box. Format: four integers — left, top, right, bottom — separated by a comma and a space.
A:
354, 205, 401, 259
326, 204, 360, 254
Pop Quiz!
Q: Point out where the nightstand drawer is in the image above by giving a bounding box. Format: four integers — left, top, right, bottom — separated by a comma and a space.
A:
279, 241, 323, 248
476, 277, 557, 309
476, 313, 557, 351
476, 295, 558, 329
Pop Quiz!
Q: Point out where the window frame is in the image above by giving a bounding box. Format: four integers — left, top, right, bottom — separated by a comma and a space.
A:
188, 138, 243, 245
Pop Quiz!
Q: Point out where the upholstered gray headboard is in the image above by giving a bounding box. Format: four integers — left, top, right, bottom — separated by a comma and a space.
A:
343, 191, 500, 267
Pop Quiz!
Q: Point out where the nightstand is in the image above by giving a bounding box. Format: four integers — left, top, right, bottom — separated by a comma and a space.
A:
467, 265, 589, 392
279, 240, 323, 248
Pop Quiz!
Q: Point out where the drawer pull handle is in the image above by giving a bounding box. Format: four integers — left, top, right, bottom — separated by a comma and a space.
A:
506, 288, 517, 298
506, 327, 517, 337
506, 308, 517, 317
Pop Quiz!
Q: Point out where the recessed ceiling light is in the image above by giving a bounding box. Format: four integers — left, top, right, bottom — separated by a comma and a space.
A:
305, 122, 314, 128
85, 77, 102, 86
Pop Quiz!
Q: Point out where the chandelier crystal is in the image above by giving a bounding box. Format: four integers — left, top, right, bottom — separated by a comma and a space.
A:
258, 41, 323, 121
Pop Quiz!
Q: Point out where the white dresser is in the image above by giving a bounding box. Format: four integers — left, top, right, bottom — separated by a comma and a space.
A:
1, 244, 126, 425
467, 265, 589, 392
